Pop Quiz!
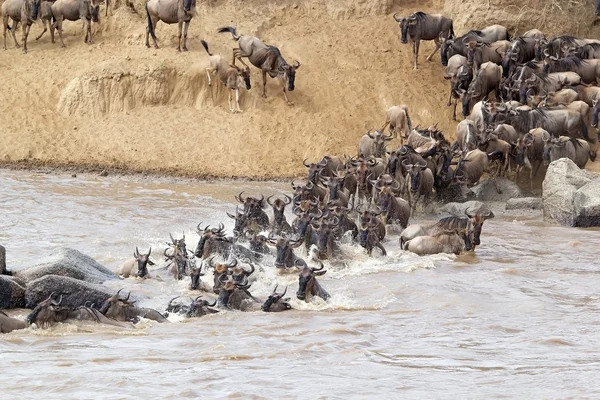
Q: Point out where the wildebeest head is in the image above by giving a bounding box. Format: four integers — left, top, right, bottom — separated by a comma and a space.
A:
267, 194, 292, 221
134, 247, 154, 278
321, 174, 345, 202
303, 158, 327, 183
367, 130, 393, 158
226, 207, 251, 238
403, 160, 428, 193
440, 38, 455, 66
267, 235, 303, 268
26, 292, 66, 327
311, 217, 339, 260
217, 277, 251, 308
209, 257, 237, 293
296, 261, 329, 302
236, 191, 267, 219
99, 289, 137, 322
195, 222, 228, 257
262, 285, 292, 312
281, 61, 300, 91
358, 221, 374, 248
231, 262, 255, 285
377, 186, 396, 216
186, 295, 217, 318
168, 232, 187, 255
88, 0, 100, 22
465, 207, 493, 246
190, 262, 206, 290
238, 66, 252, 90
393, 13, 417, 44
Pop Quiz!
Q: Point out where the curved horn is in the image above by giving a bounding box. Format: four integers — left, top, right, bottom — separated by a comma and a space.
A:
310, 262, 325, 272
303, 158, 311, 168
272, 284, 279, 294
236, 191, 246, 203
393, 12, 401, 22
465, 207, 476, 218
134, 246, 140, 258
267, 194, 276, 206
280, 286, 287, 297
283, 194, 292, 205
51, 294, 63, 306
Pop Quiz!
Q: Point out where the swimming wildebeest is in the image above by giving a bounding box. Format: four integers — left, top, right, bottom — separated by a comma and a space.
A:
267, 194, 293, 237
201, 39, 251, 113
117, 247, 154, 278
99, 289, 169, 323
393, 11, 455, 69
0, 310, 28, 333
295, 260, 330, 302
403, 229, 473, 256
359, 221, 387, 257
261, 285, 292, 312
267, 235, 303, 269
145, 0, 197, 52
1, 0, 41, 53
217, 26, 301, 105
51, 0, 101, 48
27, 293, 131, 328
217, 277, 260, 311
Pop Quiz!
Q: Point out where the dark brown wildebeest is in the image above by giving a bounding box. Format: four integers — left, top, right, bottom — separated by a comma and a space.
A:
440, 25, 509, 66
1, 0, 41, 53
201, 40, 251, 113
303, 158, 328, 184
444, 56, 471, 120
206, 257, 238, 293
296, 260, 330, 302
267, 194, 293, 237
465, 40, 511, 75
502, 36, 538, 78
51, 0, 100, 48
403, 160, 434, 215
186, 296, 218, 318
267, 235, 303, 269
358, 208, 386, 242
117, 247, 154, 278
218, 26, 301, 105
195, 222, 232, 259
291, 179, 328, 203
310, 217, 340, 260
27, 293, 132, 328
393, 11, 455, 69
542, 134, 596, 168
403, 229, 474, 255
458, 61, 501, 118
321, 173, 350, 208
359, 221, 387, 257
261, 285, 292, 312
382, 105, 412, 140
235, 192, 270, 231
328, 203, 358, 241
217, 277, 260, 311
376, 186, 410, 228
189, 262, 206, 290
99, 289, 169, 323
146, 0, 196, 52
0, 310, 27, 333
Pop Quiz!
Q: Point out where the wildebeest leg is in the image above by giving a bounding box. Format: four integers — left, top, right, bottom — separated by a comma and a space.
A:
182, 21, 189, 52
376, 242, 387, 256
177, 20, 182, 52
228, 89, 234, 112
8, 18, 20, 48
148, 17, 159, 49
54, 17, 66, 48
205, 67, 214, 86
21, 22, 30, 54
281, 78, 293, 106
36, 20, 47, 41
413, 40, 419, 70
427, 38, 441, 62
452, 99, 458, 121
235, 88, 242, 113
105, 0, 110, 16
261, 70, 268, 98
3, 17, 7, 50
86, 19, 94, 44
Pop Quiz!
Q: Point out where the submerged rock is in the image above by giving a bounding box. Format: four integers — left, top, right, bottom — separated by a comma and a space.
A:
442, 201, 491, 217
0, 275, 26, 309
25, 275, 115, 309
472, 178, 522, 202
505, 197, 542, 211
17, 248, 118, 285
542, 158, 600, 227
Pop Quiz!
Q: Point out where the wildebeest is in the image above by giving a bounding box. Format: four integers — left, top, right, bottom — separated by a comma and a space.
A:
403, 160, 434, 214
99, 289, 169, 323
267, 235, 303, 269
502, 36, 537, 78
359, 221, 387, 256
453, 119, 478, 151
34, 0, 54, 42
542, 134, 596, 168
465, 40, 511, 74
217, 277, 260, 311
403, 229, 473, 255
164, 244, 192, 280
328, 203, 358, 240
0, 245, 12, 276
310, 217, 340, 260
51, 0, 100, 48
458, 61, 501, 118
596, 0, 600, 16
540, 88, 579, 108
542, 57, 600, 85
189, 261, 206, 290
27, 293, 131, 328
444, 57, 472, 120
296, 260, 330, 302
382, 105, 412, 140
207, 257, 238, 293
267, 194, 293, 237
478, 131, 511, 176
186, 295, 218, 318
195, 222, 232, 259
453, 149, 489, 188
440, 24, 509, 66
261, 285, 292, 312
146, 0, 196, 52
377, 186, 410, 228
358, 130, 393, 159
303, 158, 327, 184
0, 310, 27, 333
117, 247, 154, 278
393, 11, 455, 69
2, 0, 41, 53
235, 192, 270, 231
201, 40, 251, 113
218, 26, 301, 105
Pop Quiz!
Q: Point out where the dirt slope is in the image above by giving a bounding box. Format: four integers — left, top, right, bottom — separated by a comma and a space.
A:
0, 0, 598, 178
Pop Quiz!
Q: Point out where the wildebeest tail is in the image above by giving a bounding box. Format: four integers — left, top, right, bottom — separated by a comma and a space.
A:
146, 3, 157, 42
402, 240, 410, 251
402, 105, 413, 131
200, 39, 212, 56
217, 26, 240, 41
449, 22, 455, 39
579, 116, 591, 141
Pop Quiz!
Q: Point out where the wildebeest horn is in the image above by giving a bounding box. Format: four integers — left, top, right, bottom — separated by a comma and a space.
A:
196, 222, 207, 232
147, 247, 152, 256
169, 233, 175, 243
134, 246, 140, 258
226, 258, 238, 268
306, 180, 314, 189
393, 12, 401, 22
235, 191, 246, 203
465, 207, 476, 218
283, 194, 292, 205
51, 294, 63, 306
310, 262, 325, 272
125, 291, 131, 301
303, 158, 311, 168
267, 194, 276, 206
272, 284, 279, 294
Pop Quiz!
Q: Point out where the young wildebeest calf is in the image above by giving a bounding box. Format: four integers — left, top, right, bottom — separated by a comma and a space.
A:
201, 39, 251, 113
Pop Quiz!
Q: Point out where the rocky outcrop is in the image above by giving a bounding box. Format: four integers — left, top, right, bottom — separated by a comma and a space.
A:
442, 201, 493, 217
472, 178, 522, 202
24, 275, 116, 309
0, 275, 26, 309
505, 197, 542, 211
17, 248, 118, 285
542, 158, 600, 227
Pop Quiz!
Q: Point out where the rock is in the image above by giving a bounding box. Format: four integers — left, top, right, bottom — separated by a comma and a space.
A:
17, 248, 118, 285
442, 201, 491, 217
25, 275, 116, 309
573, 179, 600, 227
472, 178, 522, 202
505, 197, 542, 210
0, 275, 26, 309
0, 244, 9, 275
542, 158, 592, 226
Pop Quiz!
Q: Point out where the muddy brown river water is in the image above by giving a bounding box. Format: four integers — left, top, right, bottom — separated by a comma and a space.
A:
1, 169, 600, 399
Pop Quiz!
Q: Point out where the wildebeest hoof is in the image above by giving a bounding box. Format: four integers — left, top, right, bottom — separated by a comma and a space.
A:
286, 101, 294, 106
22, 49, 27, 54
183, 47, 188, 52
15, 44, 20, 49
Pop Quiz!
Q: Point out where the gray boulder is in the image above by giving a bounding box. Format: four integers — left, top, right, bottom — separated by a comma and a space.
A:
0, 275, 26, 309
505, 197, 542, 210
17, 248, 118, 285
542, 158, 599, 226
573, 179, 600, 227
25, 275, 116, 309
472, 177, 523, 202
442, 201, 490, 217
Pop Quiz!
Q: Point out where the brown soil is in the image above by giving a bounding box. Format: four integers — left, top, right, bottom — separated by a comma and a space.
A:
0, 0, 598, 179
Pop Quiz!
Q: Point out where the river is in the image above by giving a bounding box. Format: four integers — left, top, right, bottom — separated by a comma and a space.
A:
1, 169, 600, 399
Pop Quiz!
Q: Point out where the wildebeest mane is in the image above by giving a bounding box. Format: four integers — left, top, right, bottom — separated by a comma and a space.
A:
432, 216, 468, 231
